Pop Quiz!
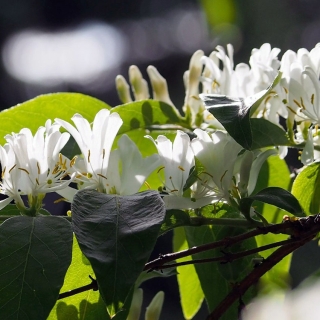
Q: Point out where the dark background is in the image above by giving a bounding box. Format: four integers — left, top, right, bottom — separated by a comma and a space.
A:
1, 0, 320, 318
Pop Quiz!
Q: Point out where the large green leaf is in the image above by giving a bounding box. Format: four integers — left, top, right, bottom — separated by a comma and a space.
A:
0, 216, 73, 319
240, 187, 304, 219
0, 93, 111, 143
250, 119, 290, 149
173, 227, 204, 319
48, 235, 110, 320
253, 155, 293, 291
184, 224, 256, 320
111, 100, 183, 135
292, 162, 320, 215
71, 189, 166, 318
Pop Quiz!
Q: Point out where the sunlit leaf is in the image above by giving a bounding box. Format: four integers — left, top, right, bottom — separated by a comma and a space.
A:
0, 93, 111, 143
48, 235, 109, 320
292, 162, 320, 216
111, 100, 183, 135
173, 227, 204, 319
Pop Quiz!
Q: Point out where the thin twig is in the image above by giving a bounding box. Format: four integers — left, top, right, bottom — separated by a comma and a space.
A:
206, 232, 317, 319
58, 275, 98, 300
150, 237, 296, 270
144, 221, 299, 271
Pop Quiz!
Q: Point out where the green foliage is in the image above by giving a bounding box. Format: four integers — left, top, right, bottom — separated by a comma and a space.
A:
49, 235, 110, 320
112, 100, 183, 135
253, 156, 293, 291
173, 227, 204, 319
0, 93, 111, 143
202, 73, 285, 150
71, 189, 166, 318
292, 162, 320, 215
240, 187, 304, 220
0, 216, 73, 319
184, 221, 256, 320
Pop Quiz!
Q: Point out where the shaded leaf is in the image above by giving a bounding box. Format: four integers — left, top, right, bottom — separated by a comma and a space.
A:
0, 216, 73, 319
240, 187, 304, 219
250, 118, 290, 149
160, 209, 191, 235
71, 189, 165, 317
201, 73, 282, 150
292, 161, 320, 216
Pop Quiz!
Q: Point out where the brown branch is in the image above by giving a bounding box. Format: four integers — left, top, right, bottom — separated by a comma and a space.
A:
206, 233, 316, 320
58, 275, 98, 300
144, 220, 303, 271
151, 237, 296, 270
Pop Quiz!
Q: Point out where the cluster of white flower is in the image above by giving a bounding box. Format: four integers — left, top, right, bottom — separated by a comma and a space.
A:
2, 43, 320, 214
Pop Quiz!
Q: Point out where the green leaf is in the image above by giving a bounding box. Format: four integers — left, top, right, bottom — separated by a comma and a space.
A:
71, 189, 166, 317
250, 118, 291, 149
0, 216, 73, 319
48, 235, 110, 320
111, 100, 183, 135
201, 94, 252, 149
253, 155, 293, 291
160, 209, 191, 235
201, 73, 282, 150
240, 187, 304, 219
292, 161, 320, 215
184, 223, 256, 320
0, 93, 111, 143
173, 227, 204, 320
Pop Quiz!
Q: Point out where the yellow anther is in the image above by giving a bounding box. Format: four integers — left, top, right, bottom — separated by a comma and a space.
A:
97, 173, 108, 180
102, 148, 105, 159
311, 93, 315, 104
157, 166, 165, 174
87, 150, 91, 163
70, 156, 77, 167
18, 167, 30, 174
293, 99, 301, 108
36, 178, 40, 185
8, 165, 16, 173
220, 170, 228, 183
37, 162, 41, 175
178, 165, 185, 171
87, 172, 93, 178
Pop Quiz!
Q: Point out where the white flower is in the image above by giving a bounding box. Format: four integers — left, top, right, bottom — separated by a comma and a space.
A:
55, 109, 123, 193
104, 134, 161, 195
1, 120, 73, 212
242, 279, 320, 320
0, 144, 24, 210
145, 131, 196, 208
191, 129, 242, 204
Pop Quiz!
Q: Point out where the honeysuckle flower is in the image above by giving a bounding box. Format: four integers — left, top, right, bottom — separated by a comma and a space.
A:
145, 130, 198, 209
234, 149, 277, 197
0, 144, 25, 211
103, 134, 161, 195
191, 129, 242, 204
55, 109, 123, 193
1, 120, 73, 213
129, 65, 150, 101
280, 44, 320, 134
147, 65, 174, 106
183, 50, 206, 126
